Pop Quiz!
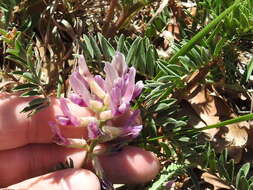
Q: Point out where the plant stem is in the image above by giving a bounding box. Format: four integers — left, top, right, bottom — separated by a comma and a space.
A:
83, 140, 98, 167
182, 113, 253, 134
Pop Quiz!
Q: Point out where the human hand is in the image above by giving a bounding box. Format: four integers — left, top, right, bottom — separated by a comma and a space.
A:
0, 94, 160, 190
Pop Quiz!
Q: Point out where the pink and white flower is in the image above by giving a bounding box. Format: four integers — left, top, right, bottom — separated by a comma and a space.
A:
50, 52, 143, 148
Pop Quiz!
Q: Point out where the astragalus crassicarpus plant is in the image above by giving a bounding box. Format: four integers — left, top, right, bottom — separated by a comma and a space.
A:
49, 52, 144, 189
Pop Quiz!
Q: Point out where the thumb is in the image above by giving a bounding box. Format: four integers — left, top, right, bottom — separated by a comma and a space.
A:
7, 168, 101, 190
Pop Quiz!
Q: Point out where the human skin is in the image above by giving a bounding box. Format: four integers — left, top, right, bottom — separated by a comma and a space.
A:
0, 94, 160, 190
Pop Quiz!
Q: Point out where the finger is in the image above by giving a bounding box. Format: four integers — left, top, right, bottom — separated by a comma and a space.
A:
0, 144, 159, 187
0, 94, 92, 150
0, 144, 86, 187
100, 146, 160, 184
8, 168, 100, 190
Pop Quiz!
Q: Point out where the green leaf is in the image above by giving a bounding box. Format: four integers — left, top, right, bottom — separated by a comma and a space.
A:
83, 35, 94, 59
98, 33, 115, 60
238, 176, 249, 190
249, 183, 253, 190
227, 159, 235, 183
248, 176, 253, 185
146, 46, 156, 76
126, 37, 142, 65
244, 57, 253, 82
21, 102, 49, 116
28, 98, 48, 106
6, 48, 20, 57
236, 163, 251, 188
12, 83, 38, 91
11, 71, 24, 76
145, 24, 156, 38
147, 117, 157, 136
5, 55, 26, 67
149, 99, 177, 113
153, 17, 165, 32
239, 11, 249, 29
213, 37, 227, 57
148, 163, 185, 190
116, 34, 126, 53
159, 142, 171, 157
0, 28, 8, 35
22, 72, 38, 84
21, 90, 41, 97
21, 102, 43, 113
209, 149, 217, 173
178, 136, 190, 142
217, 152, 230, 181
157, 61, 180, 77
136, 39, 146, 72
89, 36, 102, 60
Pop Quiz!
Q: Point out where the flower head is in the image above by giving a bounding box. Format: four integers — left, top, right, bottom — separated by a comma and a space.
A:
49, 52, 143, 146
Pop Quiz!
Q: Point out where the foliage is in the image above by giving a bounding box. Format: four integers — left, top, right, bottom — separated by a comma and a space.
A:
203, 148, 253, 190
81, 34, 159, 78
1, 0, 253, 189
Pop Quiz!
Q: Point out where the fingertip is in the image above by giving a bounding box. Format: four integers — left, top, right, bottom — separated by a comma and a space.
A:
8, 169, 101, 190
100, 146, 160, 184
62, 169, 101, 190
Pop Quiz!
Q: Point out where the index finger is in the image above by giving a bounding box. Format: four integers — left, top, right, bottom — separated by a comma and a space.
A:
0, 94, 92, 150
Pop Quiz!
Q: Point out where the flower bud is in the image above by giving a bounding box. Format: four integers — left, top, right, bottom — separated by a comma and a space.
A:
67, 138, 88, 149
102, 125, 122, 138
103, 94, 110, 107
89, 80, 106, 99
80, 116, 98, 127
100, 110, 113, 121
89, 100, 103, 112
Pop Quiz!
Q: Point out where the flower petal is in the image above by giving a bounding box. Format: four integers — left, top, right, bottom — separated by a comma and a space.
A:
49, 121, 70, 146
122, 125, 142, 139
100, 110, 113, 120
89, 80, 106, 100
80, 116, 98, 127
60, 98, 80, 126
121, 110, 143, 139
68, 93, 88, 107
87, 122, 101, 139
122, 67, 136, 103
124, 109, 141, 127
118, 103, 129, 114
104, 63, 118, 91
69, 72, 91, 104
132, 80, 144, 99
94, 75, 105, 90
111, 52, 128, 77
56, 115, 71, 126
110, 83, 122, 115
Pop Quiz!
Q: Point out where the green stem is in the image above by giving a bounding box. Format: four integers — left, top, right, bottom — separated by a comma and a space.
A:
83, 140, 98, 167
182, 113, 253, 134
145, 113, 253, 140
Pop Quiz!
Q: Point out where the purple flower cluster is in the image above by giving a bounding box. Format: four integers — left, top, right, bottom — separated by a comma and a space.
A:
49, 52, 144, 147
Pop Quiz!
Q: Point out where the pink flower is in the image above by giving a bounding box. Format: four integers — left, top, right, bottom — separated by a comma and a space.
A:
49, 52, 143, 146
49, 121, 70, 146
